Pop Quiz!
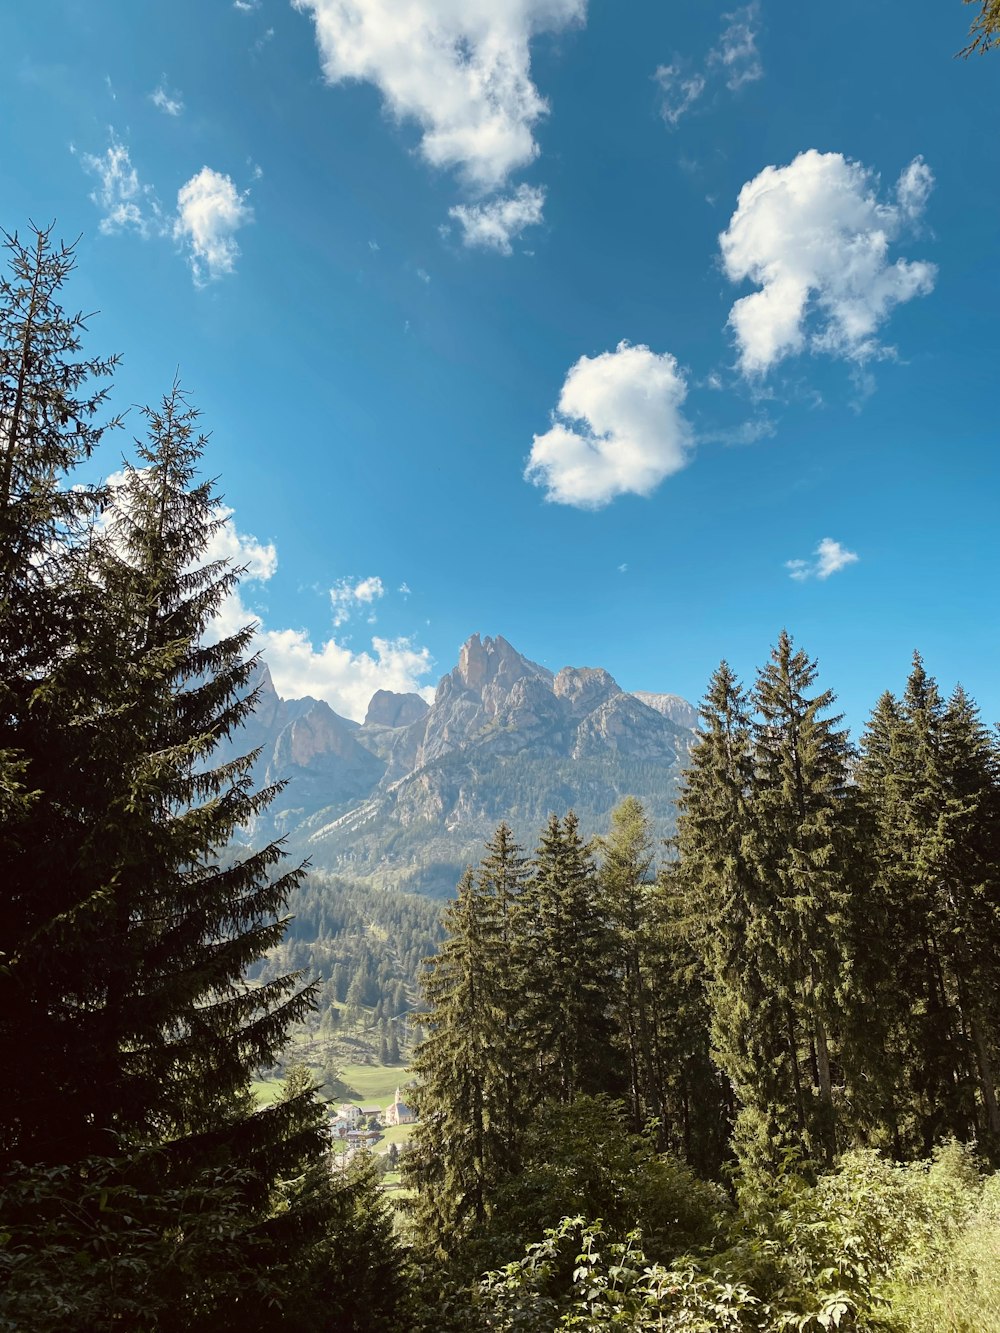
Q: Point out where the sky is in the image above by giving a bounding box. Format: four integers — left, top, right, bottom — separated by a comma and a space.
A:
2, 0, 998, 731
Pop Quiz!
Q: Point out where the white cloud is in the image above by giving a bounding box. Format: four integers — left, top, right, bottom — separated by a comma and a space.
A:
292, 0, 585, 190
654, 65, 705, 126
204, 505, 277, 581
80, 134, 159, 236
200, 527, 429, 717
416, 267, 431, 283
151, 85, 184, 116
786, 537, 859, 581
709, 4, 763, 90
897, 156, 935, 221
259, 629, 434, 717
655, 4, 760, 128
100, 479, 429, 717
330, 575, 385, 626
700, 416, 777, 446
525, 341, 692, 508
720, 150, 936, 375
233, 0, 260, 10
449, 183, 545, 254
173, 167, 253, 284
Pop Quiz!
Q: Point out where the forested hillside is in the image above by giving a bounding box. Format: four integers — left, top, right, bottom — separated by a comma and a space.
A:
252, 874, 444, 1085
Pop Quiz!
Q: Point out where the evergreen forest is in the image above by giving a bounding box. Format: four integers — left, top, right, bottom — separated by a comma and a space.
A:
2, 229, 1000, 1332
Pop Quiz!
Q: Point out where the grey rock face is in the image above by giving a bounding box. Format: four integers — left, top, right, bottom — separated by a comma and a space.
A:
364, 689, 430, 729
415, 634, 552, 768
572, 693, 683, 761
632, 691, 700, 731
553, 666, 622, 717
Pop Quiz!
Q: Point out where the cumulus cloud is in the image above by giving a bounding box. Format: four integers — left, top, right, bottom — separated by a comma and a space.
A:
525, 341, 692, 508
173, 167, 253, 284
201, 528, 430, 717
709, 4, 763, 90
786, 537, 859, 581
330, 575, 385, 626
449, 183, 545, 254
292, 0, 585, 190
151, 84, 184, 116
204, 505, 277, 581
720, 150, 936, 375
654, 65, 705, 126
80, 134, 160, 236
99, 475, 428, 717
80, 143, 253, 286
258, 629, 433, 717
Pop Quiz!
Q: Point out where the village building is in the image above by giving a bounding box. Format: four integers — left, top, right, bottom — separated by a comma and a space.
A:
385, 1086, 415, 1126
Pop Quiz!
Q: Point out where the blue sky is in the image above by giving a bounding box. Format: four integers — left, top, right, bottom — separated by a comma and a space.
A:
3, 0, 998, 729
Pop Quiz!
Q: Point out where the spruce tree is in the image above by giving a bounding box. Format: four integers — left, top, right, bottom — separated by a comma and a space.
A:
675, 661, 789, 1171
0, 225, 120, 1161
406, 867, 491, 1252
406, 825, 532, 1256
518, 812, 617, 1104
645, 859, 729, 1174
598, 797, 658, 1129
476, 821, 532, 1183
939, 685, 1000, 1148
858, 658, 1000, 1157
748, 631, 856, 1165
0, 371, 358, 1324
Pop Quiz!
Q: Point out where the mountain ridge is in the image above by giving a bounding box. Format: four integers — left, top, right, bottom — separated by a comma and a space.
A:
228, 635, 698, 895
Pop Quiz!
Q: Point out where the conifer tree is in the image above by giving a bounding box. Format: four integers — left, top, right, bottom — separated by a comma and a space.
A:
406, 825, 531, 1255
858, 658, 1000, 1157
645, 860, 730, 1174
476, 821, 532, 1179
675, 662, 788, 1171
598, 797, 658, 1129
0, 226, 120, 1160
0, 366, 363, 1324
748, 631, 856, 1165
2, 385, 319, 1176
0, 226, 121, 1139
518, 812, 617, 1104
406, 867, 491, 1251
939, 685, 1000, 1147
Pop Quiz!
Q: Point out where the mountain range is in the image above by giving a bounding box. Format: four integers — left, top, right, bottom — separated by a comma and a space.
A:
227, 634, 699, 896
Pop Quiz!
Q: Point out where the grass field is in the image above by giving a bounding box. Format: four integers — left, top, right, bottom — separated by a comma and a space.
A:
375, 1122, 416, 1149
252, 1062, 413, 1111
251, 1076, 286, 1107
334, 1063, 411, 1105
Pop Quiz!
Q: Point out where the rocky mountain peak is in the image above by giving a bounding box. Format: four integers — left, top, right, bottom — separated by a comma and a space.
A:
364, 689, 430, 730
453, 633, 551, 697
553, 665, 622, 717
227, 631, 699, 894
632, 691, 699, 731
